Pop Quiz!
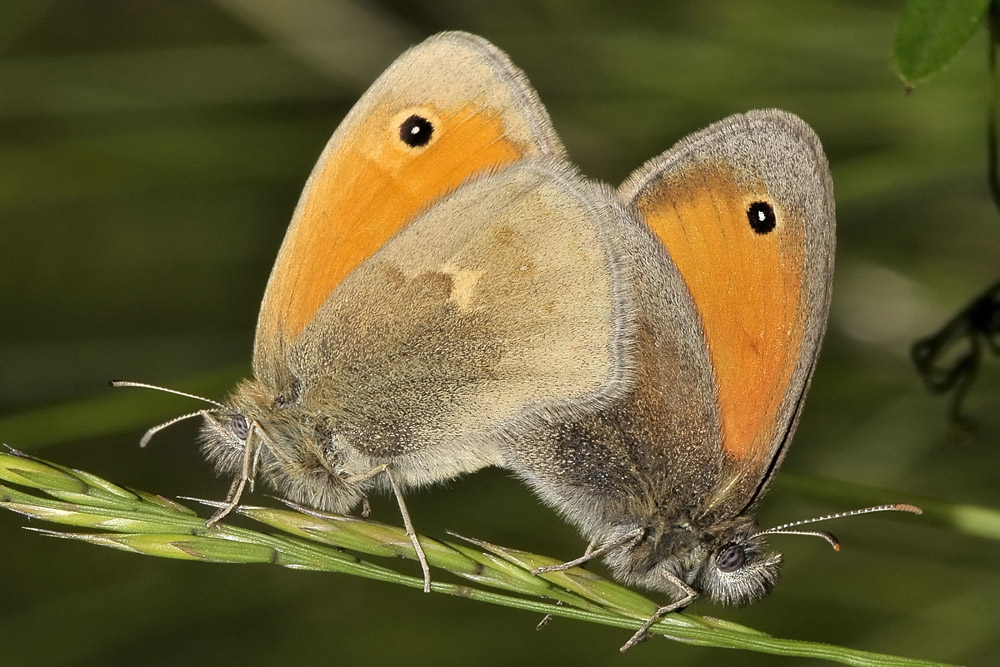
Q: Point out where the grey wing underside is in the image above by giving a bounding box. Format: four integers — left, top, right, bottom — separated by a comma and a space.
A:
288, 159, 635, 483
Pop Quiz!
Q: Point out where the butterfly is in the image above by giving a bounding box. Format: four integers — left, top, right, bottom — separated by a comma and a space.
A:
118, 33, 919, 646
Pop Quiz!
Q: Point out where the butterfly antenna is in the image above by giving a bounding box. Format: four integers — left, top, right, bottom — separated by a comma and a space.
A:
137, 410, 218, 448
110, 380, 224, 408
110, 379, 225, 446
755, 504, 922, 551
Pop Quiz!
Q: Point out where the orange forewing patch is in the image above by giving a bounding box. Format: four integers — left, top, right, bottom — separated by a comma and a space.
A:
260, 103, 525, 344
637, 163, 806, 463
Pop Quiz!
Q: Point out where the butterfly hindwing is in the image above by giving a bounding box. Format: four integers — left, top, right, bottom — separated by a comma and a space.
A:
619, 109, 836, 516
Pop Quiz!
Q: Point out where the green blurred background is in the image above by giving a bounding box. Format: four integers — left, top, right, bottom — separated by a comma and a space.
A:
2, 1, 998, 665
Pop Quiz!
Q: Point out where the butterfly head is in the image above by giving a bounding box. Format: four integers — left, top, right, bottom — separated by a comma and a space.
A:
617, 503, 922, 608
617, 515, 782, 607
197, 379, 370, 514
686, 524, 783, 606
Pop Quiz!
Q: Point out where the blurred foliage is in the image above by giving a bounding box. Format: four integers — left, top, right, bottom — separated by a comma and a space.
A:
2, 1, 999, 666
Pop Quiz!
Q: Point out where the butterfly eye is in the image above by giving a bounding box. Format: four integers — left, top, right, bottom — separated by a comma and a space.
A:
398, 114, 434, 147
746, 201, 776, 234
231, 414, 250, 441
716, 543, 746, 573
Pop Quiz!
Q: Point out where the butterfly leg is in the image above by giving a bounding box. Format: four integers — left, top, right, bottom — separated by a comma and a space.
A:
536, 538, 604, 629
207, 474, 248, 526
336, 464, 379, 519
384, 466, 432, 593
535, 601, 565, 630
207, 424, 263, 526
338, 464, 384, 517
339, 463, 432, 591
340, 463, 389, 484
535, 541, 602, 629
620, 572, 699, 652
532, 528, 644, 575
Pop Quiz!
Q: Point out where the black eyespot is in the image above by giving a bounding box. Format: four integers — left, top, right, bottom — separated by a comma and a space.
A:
747, 201, 776, 234
274, 395, 287, 408
717, 543, 746, 573
231, 414, 250, 441
398, 114, 434, 147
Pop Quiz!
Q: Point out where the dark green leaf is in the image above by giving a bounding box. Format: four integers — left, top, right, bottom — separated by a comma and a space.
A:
894, 0, 991, 86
